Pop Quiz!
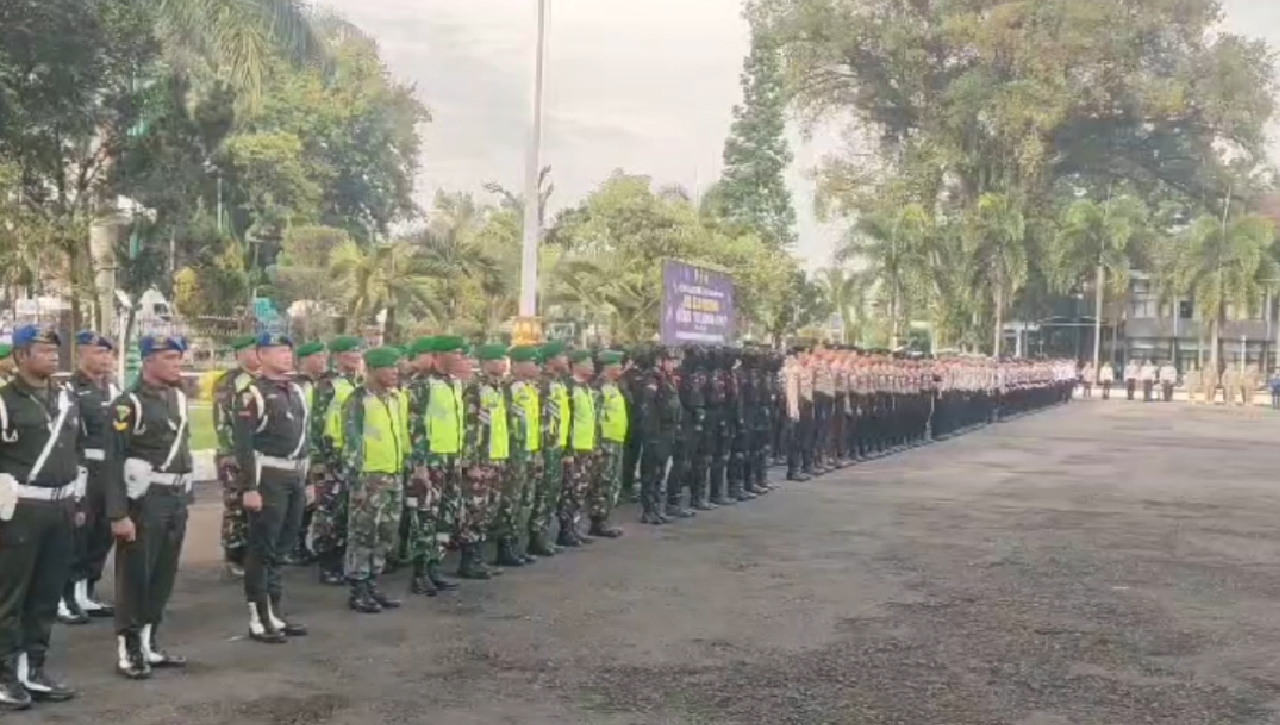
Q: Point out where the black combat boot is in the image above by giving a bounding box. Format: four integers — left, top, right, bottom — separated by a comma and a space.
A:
19, 653, 74, 702
348, 581, 382, 614
410, 561, 438, 596
456, 544, 492, 580
247, 602, 287, 642
367, 578, 402, 609
57, 584, 89, 626
516, 539, 538, 565
427, 561, 459, 591
0, 655, 30, 710
114, 633, 151, 681
528, 530, 558, 556
317, 553, 345, 586
588, 516, 623, 538
142, 624, 188, 668
556, 520, 582, 548
267, 596, 309, 636
80, 580, 114, 618
495, 538, 526, 567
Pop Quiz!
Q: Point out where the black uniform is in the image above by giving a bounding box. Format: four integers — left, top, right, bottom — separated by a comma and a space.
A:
0, 376, 81, 705
105, 380, 192, 678
705, 353, 731, 507
636, 367, 680, 524
233, 376, 309, 643
66, 372, 119, 619
669, 352, 707, 518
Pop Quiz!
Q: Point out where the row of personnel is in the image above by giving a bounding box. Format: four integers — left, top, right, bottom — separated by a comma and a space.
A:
0, 327, 1075, 712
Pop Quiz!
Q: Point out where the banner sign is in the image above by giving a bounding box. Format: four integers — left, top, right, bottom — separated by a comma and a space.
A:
660, 260, 735, 345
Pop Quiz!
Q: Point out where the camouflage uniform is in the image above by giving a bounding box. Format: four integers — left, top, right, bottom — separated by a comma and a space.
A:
404, 367, 465, 594
529, 372, 566, 552
558, 375, 598, 545
309, 371, 359, 583
458, 370, 508, 578
492, 377, 535, 563
213, 367, 253, 566
588, 374, 627, 531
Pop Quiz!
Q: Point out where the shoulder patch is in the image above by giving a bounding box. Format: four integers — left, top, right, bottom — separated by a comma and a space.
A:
116, 403, 132, 422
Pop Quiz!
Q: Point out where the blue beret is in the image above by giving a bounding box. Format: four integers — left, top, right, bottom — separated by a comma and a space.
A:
256, 332, 293, 348
75, 330, 114, 350
140, 334, 188, 357
13, 325, 60, 347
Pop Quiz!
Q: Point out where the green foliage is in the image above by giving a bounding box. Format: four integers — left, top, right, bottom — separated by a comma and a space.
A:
173, 226, 249, 317
712, 22, 797, 248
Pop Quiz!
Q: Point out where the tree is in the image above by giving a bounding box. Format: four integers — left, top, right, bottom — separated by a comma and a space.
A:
836, 203, 931, 348
964, 193, 1029, 356
328, 239, 436, 342
711, 21, 796, 248
1155, 210, 1277, 374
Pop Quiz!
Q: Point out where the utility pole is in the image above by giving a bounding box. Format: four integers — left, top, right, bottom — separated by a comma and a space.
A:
514, 0, 547, 345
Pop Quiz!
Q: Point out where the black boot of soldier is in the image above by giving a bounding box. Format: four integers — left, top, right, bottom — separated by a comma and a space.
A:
410, 561, 438, 596
588, 516, 623, 538
556, 519, 581, 548
20, 653, 74, 703
248, 602, 287, 643
528, 530, 558, 556
114, 634, 151, 682
367, 578, 401, 609
457, 544, 492, 580
715, 479, 738, 506
57, 583, 89, 626
317, 553, 345, 586
427, 561, 459, 591
348, 581, 382, 614
495, 538, 527, 567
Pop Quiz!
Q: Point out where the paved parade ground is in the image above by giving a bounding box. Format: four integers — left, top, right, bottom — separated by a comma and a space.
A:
33, 400, 1280, 725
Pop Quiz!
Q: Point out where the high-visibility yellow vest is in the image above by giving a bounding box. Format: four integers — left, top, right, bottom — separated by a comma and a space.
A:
480, 383, 509, 460
570, 383, 596, 451
323, 377, 358, 447
512, 380, 540, 452
551, 379, 570, 449
426, 377, 462, 454
360, 389, 407, 474
600, 382, 627, 443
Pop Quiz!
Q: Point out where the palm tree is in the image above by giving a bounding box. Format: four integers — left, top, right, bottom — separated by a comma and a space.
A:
835, 203, 931, 348
963, 192, 1028, 356
816, 267, 871, 344
1050, 195, 1149, 369
1158, 210, 1278, 375
150, 0, 324, 105
328, 239, 437, 342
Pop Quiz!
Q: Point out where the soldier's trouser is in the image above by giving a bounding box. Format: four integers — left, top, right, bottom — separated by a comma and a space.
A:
408, 458, 455, 566
218, 455, 247, 564
621, 425, 642, 498
70, 461, 114, 585
1126, 380, 1136, 399
344, 473, 403, 582
787, 404, 812, 474
114, 487, 187, 638
244, 468, 306, 607
708, 426, 729, 501
673, 436, 708, 507
459, 463, 503, 546
750, 426, 770, 486
772, 405, 787, 461
813, 394, 831, 464
0, 497, 74, 660
639, 437, 672, 515
589, 441, 624, 522
1142, 380, 1154, 401
1101, 381, 1111, 399
560, 454, 595, 526
492, 454, 531, 540
531, 447, 564, 537
308, 466, 348, 573
1163, 382, 1174, 401
832, 397, 846, 459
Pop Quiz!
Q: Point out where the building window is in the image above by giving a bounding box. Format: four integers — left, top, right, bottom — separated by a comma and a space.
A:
1130, 297, 1157, 318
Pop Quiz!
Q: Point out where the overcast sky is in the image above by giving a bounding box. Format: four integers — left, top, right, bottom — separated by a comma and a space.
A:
321, 0, 1279, 268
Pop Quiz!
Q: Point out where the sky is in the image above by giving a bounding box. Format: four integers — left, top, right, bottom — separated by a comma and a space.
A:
321, 0, 1279, 269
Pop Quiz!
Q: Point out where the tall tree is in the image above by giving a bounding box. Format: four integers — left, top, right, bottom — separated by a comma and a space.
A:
711, 21, 797, 248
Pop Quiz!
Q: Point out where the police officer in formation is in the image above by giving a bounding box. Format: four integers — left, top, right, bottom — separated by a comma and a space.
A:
20, 331, 1077, 698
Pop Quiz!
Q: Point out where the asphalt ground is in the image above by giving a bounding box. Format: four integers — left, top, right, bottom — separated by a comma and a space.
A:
25, 399, 1280, 725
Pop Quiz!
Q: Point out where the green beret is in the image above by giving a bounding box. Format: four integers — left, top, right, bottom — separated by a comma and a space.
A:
569, 349, 593, 364
598, 349, 625, 365
407, 336, 436, 357
0, 344, 11, 360
363, 346, 400, 369
295, 341, 325, 358
229, 335, 256, 351
328, 336, 362, 353
435, 335, 465, 353
476, 343, 508, 362
540, 341, 565, 359
509, 345, 539, 363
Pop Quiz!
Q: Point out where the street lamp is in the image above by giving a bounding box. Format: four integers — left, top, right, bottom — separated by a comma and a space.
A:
516, 0, 547, 342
